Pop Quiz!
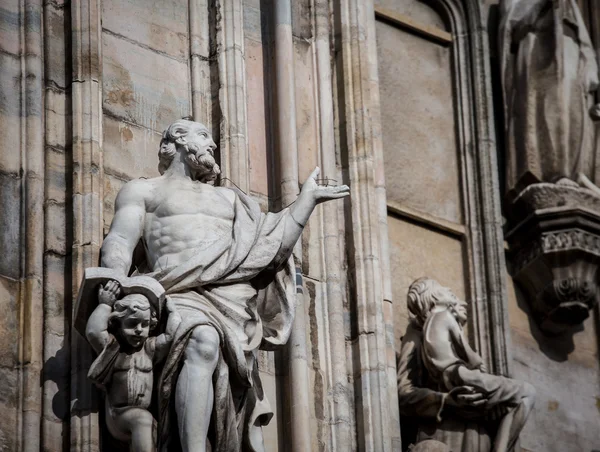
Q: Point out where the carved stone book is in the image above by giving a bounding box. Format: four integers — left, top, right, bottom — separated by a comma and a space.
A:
74, 267, 166, 338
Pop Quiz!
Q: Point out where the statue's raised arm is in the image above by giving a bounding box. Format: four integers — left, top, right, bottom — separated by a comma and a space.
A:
100, 178, 148, 275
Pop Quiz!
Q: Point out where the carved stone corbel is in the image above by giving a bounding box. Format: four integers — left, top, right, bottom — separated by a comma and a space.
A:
505, 184, 600, 334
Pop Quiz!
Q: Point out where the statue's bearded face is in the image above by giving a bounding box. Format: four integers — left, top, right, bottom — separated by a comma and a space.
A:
183, 124, 220, 182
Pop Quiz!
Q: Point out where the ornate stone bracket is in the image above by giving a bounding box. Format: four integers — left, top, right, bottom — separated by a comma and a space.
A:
505, 183, 600, 334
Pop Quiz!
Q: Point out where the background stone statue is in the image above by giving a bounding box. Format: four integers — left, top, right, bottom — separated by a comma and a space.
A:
499, 0, 600, 193
398, 278, 535, 452
95, 118, 349, 452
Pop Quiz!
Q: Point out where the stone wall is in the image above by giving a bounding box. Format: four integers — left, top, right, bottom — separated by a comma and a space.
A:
0, 0, 399, 450
1, 0, 599, 451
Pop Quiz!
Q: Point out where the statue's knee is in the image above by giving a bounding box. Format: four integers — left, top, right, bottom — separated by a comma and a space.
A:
134, 410, 154, 429
185, 325, 220, 364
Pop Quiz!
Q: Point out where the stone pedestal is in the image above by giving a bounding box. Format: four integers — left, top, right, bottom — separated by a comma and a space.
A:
505, 183, 600, 334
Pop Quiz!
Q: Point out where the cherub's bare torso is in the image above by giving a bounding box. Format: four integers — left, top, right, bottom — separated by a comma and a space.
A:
140, 177, 236, 272
107, 342, 154, 409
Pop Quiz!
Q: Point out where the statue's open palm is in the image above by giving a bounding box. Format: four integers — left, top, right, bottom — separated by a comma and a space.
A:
301, 167, 350, 204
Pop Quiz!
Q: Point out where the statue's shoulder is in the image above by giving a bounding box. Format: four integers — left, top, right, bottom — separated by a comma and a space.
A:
214, 185, 237, 206
115, 177, 156, 207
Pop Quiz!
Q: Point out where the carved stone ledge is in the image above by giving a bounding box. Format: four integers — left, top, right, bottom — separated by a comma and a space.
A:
505, 184, 600, 334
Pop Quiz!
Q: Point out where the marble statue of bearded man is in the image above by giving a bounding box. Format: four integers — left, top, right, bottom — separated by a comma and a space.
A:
499, 0, 600, 194
99, 119, 349, 451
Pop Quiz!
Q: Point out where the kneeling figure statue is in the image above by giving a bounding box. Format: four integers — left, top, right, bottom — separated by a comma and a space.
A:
401, 278, 535, 452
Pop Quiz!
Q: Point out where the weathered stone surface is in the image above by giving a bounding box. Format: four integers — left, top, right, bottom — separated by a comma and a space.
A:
43, 254, 67, 335
44, 4, 68, 88
102, 32, 190, 132
0, 52, 22, 173
0, 171, 22, 280
45, 148, 67, 204
0, 276, 19, 366
375, 0, 447, 31
0, 365, 19, 451
376, 20, 462, 225
103, 116, 162, 180
0, 0, 21, 57
245, 37, 270, 197
45, 89, 70, 150
507, 277, 600, 452
103, 0, 189, 60
103, 173, 126, 231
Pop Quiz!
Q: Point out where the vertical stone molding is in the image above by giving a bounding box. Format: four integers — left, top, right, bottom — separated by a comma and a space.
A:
42, 0, 71, 448
335, 0, 399, 449
70, 0, 104, 449
314, 0, 355, 450
189, 0, 213, 125
435, 0, 512, 377
18, 1, 45, 450
273, 1, 313, 451
364, 1, 400, 444
216, 0, 250, 193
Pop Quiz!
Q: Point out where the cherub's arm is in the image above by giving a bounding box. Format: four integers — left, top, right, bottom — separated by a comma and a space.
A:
86, 281, 120, 354
448, 314, 484, 370
155, 297, 182, 362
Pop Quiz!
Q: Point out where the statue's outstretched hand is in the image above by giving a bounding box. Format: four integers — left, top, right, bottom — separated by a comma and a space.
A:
301, 167, 350, 205
98, 280, 121, 307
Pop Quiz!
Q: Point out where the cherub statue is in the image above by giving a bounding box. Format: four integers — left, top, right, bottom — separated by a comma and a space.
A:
85, 280, 181, 452
409, 278, 535, 452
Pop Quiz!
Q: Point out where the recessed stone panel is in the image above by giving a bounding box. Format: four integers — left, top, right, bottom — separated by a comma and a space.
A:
387, 215, 467, 345
376, 20, 463, 225
374, 0, 447, 30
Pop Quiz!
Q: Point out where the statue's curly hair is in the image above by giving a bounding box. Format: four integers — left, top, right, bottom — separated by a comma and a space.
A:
158, 119, 198, 175
108, 293, 158, 333
406, 277, 446, 328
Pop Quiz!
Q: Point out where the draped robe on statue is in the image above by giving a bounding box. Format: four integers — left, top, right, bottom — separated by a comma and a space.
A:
397, 323, 492, 452
499, 0, 599, 192
142, 188, 295, 452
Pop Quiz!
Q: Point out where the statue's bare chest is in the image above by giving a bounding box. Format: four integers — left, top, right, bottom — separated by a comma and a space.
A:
149, 183, 235, 220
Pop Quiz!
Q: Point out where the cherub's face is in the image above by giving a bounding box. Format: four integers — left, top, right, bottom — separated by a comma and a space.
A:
119, 309, 151, 348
